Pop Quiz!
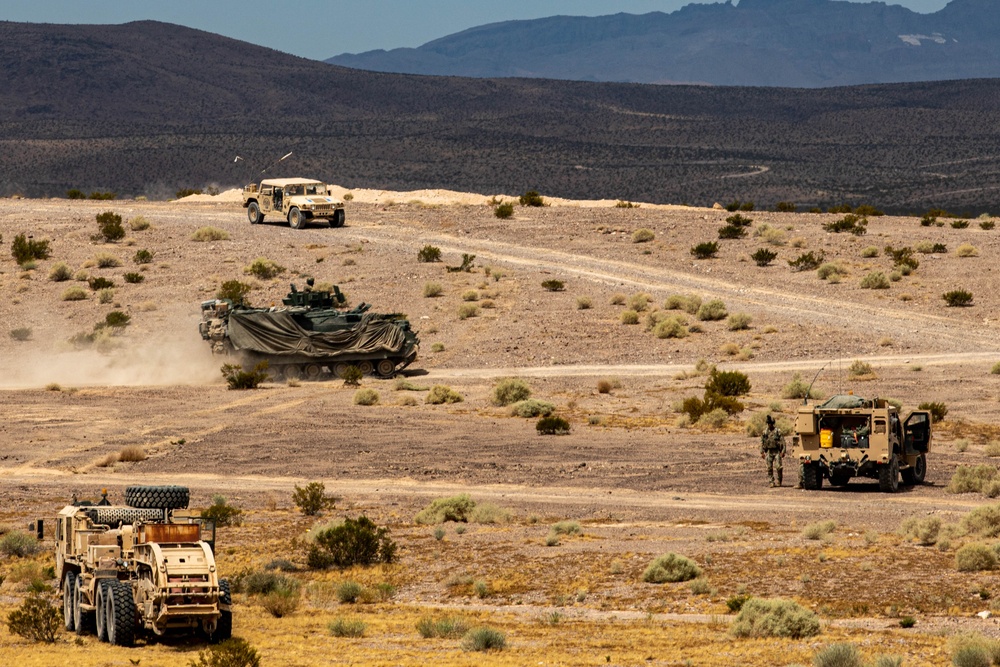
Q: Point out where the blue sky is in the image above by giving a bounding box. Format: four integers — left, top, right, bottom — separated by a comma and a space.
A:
2, 0, 952, 61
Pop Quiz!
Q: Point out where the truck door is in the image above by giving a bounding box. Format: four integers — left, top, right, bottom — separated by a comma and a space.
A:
260, 185, 273, 212
903, 412, 931, 454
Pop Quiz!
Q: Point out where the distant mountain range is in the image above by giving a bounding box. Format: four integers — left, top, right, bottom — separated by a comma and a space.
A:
4, 20, 1000, 212
328, 0, 1000, 88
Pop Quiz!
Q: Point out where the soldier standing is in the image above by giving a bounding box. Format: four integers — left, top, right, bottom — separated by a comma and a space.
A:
760, 415, 785, 487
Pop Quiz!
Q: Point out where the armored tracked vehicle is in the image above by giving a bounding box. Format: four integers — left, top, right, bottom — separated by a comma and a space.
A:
200, 282, 419, 380
791, 394, 932, 492
243, 178, 345, 229
51, 486, 230, 646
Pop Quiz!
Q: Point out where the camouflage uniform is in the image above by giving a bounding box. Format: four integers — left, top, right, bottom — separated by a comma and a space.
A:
760, 424, 785, 487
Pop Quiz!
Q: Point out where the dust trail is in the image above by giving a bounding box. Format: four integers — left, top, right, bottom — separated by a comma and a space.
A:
0, 328, 220, 389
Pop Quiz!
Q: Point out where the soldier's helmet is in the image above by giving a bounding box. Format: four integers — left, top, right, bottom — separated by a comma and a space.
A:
766, 415, 775, 427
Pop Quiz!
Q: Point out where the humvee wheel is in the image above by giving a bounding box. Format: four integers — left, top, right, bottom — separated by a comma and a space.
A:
901, 453, 926, 485
125, 485, 190, 509
209, 579, 233, 643
879, 455, 900, 493
330, 209, 345, 228
73, 573, 94, 635
376, 359, 395, 377
63, 574, 76, 631
247, 201, 264, 225
95, 580, 109, 641
288, 207, 306, 229
358, 360, 374, 376
803, 463, 823, 490
106, 580, 136, 647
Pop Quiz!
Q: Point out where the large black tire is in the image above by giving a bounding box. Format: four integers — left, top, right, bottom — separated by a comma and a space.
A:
124, 485, 189, 509
210, 579, 233, 643
106, 580, 136, 647
803, 463, 823, 490
901, 454, 927, 485
330, 208, 345, 228
879, 454, 900, 493
376, 359, 396, 378
288, 207, 306, 229
73, 573, 94, 636
63, 574, 76, 632
247, 201, 264, 225
95, 580, 109, 642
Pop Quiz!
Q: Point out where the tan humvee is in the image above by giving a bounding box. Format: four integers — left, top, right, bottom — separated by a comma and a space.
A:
243, 177, 345, 229
791, 394, 931, 492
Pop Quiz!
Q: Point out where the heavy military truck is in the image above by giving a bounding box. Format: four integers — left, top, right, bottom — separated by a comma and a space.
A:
791, 394, 932, 492
52, 486, 231, 646
200, 282, 419, 380
243, 177, 345, 229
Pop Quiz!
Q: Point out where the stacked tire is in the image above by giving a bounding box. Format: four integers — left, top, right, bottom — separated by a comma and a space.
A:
124, 485, 189, 509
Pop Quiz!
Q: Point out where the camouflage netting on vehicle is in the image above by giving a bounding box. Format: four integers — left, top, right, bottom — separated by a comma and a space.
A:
819, 395, 867, 410
227, 311, 407, 358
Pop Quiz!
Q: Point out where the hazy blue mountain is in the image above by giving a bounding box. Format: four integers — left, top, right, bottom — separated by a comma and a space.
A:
327, 0, 1000, 87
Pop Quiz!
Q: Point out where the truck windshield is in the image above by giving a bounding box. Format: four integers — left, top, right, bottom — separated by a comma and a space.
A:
304, 184, 324, 195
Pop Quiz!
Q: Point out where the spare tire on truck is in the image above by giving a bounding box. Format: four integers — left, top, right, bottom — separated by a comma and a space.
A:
124, 485, 190, 509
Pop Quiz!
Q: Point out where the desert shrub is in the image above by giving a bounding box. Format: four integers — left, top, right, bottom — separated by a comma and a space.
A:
353, 389, 380, 406
918, 401, 948, 422
620, 309, 639, 325
189, 637, 261, 667
0, 530, 41, 558
221, 361, 269, 390
218, 280, 252, 305
244, 257, 285, 280
947, 466, 997, 494
5, 595, 60, 643
48, 263, 71, 282
782, 372, 820, 399
541, 279, 564, 292
576, 296, 592, 309
824, 214, 868, 235
847, 360, 874, 377
426, 385, 463, 404
665, 294, 702, 314
653, 315, 689, 339
11, 233, 51, 265
457, 303, 479, 319
751, 248, 776, 266
117, 445, 146, 462
615, 200, 639, 208
854, 205, 884, 216
307, 516, 396, 569
725, 213, 753, 227
201, 495, 243, 527
632, 228, 655, 243
802, 520, 836, 540
129, 216, 150, 231
961, 503, 1000, 538
719, 224, 747, 240
727, 312, 752, 331
417, 245, 442, 262
885, 245, 920, 270
462, 626, 507, 652
727, 594, 752, 613
430, 343, 445, 353
952, 645, 992, 667
985, 441, 1000, 457
461, 289, 478, 302
981, 220, 996, 230
730, 597, 820, 639
191, 226, 229, 242
446, 253, 476, 273
642, 553, 702, 583
610, 293, 626, 305
756, 224, 786, 246
123, 272, 145, 284
494, 202, 514, 219
260, 580, 301, 618
176, 188, 202, 198
789, 251, 825, 271
340, 365, 363, 386
860, 272, 890, 289
94, 211, 126, 242
510, 399, 554, 417
417, 615, 470, 639
67, 189, 85, 199
519, 190, 545, 207
775, 201, 796, 212
943, 290, 974, 307
899, 516, 941, 546
951, 219, 971, 229
956, 543, 998, 572
335, 580, 364, 603
537, 415, 570, 435
61, 286, 88, 301
88, 276, 115, 290
698, 408, 729, 428
706, 369, 751, 397
992, 361, 1000, 375
697, 299, 728, 321
423, 282, 443, 297
292, 482, 337, 516
817, 262, 847, 281
861, 246, 880, 258
691, 241, 719, 259
627, 292, 651, 312
9, 327, 32, 342
328, 617, 366, 637
956, 243, 980, 258
492, 378, 531, 406
133, 248, 154, 264
416, 494, 476, 524
89, 191, 116, 200
813, 643, 862, 667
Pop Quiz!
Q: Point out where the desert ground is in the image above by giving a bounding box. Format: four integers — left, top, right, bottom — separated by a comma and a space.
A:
2, 190, 1000, 666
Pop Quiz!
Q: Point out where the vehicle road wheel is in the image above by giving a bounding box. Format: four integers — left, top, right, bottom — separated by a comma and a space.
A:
901, 453, 926, 485
358, 360, 374, 376
63, 573, 76, 631
247, 201, 264, 225
376, 359, 395, 378
288, 207, 306, 229
95, 580, 109, 642
106, 580, 136, 647
879, 454, 900, 493
210, 579, 233, 643
283, 365, 302, 381
330, 209, 345, 228
73, 573, 94, 635
125, 485, 190, 510
802, 463, 823, 490
332, 362, 349, 379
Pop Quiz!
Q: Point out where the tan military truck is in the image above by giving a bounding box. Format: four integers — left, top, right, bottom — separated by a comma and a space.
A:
243, 177, 345, 229
791, 394, 931, 492
53, 485, 231, 646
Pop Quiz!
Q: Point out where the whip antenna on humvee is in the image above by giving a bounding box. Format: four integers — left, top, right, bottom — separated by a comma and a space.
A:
804, 363, 828, 405
258, 151, 293, 176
